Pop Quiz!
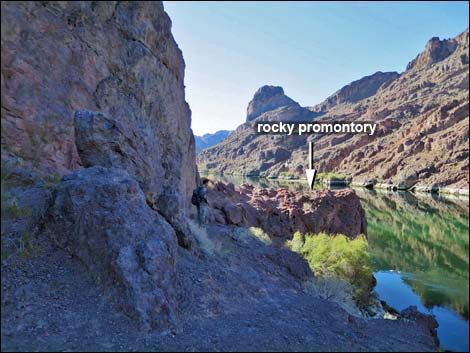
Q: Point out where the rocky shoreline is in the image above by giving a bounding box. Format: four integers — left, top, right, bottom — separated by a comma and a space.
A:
208, 172, 470, 197
352, 181, 470, 196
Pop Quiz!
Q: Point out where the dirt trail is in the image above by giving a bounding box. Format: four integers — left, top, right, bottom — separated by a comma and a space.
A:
1, 224, 438, 352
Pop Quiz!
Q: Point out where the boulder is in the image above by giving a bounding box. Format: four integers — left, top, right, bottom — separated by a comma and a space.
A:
400, 306, 439, 336
43, 167, 177, 331
396, 168, 419, 190
222, 203, 245, 225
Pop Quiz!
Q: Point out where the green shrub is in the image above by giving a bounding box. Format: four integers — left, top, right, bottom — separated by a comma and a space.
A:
42, 174, 62, 190
286, 231, 304, 253
287, 232, 373, 304
16, 229, 36, 257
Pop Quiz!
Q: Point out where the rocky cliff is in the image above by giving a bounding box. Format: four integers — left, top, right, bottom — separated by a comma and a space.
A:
1, 1, 197, 330
198, 29, 469, 190
1, 1, 198, 216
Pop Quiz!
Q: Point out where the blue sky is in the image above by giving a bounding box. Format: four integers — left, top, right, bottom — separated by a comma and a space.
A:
164, 1, 469, 135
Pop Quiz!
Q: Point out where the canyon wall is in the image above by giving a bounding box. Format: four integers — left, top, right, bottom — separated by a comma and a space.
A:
1, 1, 198, 216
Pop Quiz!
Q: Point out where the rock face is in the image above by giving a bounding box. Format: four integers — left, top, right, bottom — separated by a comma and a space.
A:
407, 36, 459, 71
205, 182, 367, 240
312, 71, 399, 112
74, 110, 161, 195
195, 130, 232, 152
43, 167, 177, 331
1, 0, 199, 330
73, 109, 197, 249
1, 1, 197, 215
246, 85, 299, 122
198, 29, 469, 189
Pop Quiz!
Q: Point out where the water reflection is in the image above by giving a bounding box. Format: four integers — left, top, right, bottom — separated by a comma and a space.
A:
355, 189, 469, 319
203, 173, 469, 351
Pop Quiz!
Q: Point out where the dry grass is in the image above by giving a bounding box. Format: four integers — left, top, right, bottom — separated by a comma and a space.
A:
187, 219, 215, 256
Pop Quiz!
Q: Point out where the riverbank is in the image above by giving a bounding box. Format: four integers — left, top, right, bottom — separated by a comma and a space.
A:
201, 171, 469, 197
199, 174, 469, 351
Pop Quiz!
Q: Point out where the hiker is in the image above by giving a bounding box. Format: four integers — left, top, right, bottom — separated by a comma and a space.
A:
192, 178, 209, 226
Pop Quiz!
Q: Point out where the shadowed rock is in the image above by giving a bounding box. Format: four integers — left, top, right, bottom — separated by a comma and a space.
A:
43, 167, 177, 331
74, 109, 198, 251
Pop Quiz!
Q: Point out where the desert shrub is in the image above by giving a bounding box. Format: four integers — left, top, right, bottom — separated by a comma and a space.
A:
286, 231, 304, 253
303, 277, 362, 316
234, 226, 272, 245
278, 171, 298, 179
188, 219, 215, 256
41, 174, 62, 190
15, 229, 37, 257
326, 172, 349, 181
304, 277, 352, 301
288, 232, 373, 304
248, 227, 271, 245
1, 226, 42, 260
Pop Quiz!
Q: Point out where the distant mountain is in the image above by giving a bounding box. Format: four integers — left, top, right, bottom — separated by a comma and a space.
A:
195, 130, 233, 152
198, 29, 469, 189
246, 85, 299, 121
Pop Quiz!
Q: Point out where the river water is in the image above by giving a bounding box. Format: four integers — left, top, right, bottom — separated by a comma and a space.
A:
205, 174, 469, 352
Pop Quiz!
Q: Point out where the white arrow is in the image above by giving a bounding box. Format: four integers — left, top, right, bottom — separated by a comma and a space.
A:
306, 140, 317, 189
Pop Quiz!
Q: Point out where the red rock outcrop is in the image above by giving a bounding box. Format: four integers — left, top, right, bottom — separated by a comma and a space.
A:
205, 182, 367, 241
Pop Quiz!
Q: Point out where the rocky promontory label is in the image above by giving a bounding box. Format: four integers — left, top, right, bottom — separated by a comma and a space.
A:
255, 121, 378, 136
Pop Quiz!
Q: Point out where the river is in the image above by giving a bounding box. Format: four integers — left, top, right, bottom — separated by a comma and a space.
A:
204, 174, 469, 352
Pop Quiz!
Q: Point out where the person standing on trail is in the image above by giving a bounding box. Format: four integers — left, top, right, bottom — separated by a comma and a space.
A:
192, 178, 209, 226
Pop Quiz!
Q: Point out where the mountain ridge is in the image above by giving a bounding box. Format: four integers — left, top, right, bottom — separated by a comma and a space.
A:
198, 28, 470, 189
